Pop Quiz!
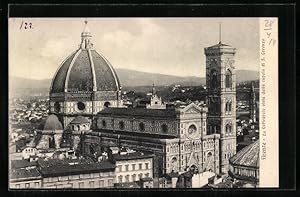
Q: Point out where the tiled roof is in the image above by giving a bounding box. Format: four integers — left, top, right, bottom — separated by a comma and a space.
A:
229, 140, 259, 168
114, 182, 140, 188
98, 107, 177, 119
140, 177, 153, 182
164, 171, 179, 179
38, 158, 115, 177
11, 160, 37, 169
114, 151, 154, 161
99, 129, 177, 141
10, 168, 41, 181
70, 116, 89, 124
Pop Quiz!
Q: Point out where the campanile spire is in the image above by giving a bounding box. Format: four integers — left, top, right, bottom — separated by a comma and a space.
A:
219, 22, 222, 44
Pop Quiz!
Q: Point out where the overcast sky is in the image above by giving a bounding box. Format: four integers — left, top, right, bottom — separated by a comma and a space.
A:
9, 17, 259, 80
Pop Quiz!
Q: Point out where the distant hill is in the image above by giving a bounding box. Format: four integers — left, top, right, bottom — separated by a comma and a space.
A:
235, 70, 259, 83
116, 69, 259, 87
115, 68, 205, 87
10, 77, 51, 90
10, 68, 259, 91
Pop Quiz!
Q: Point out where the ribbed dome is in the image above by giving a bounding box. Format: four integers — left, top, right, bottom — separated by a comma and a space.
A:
50, 21, 121, 94
39, 114, 63, 130
229, 140, 259, 168
50, 50, 120, 93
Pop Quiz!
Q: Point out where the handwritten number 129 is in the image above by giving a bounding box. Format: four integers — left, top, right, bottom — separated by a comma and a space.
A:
20, 21, 33, 30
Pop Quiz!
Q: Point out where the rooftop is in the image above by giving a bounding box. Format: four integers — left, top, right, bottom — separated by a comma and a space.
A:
37, 158, 115, 177
98, 128, 178, 139
140, 177, 153, 182
10, 168, 41, 181
164, 171, 179, 179
206, 42, 233, 49
230, 140, 259, 168
11, 160, 37, 169
204, 42, 236, 54
98, 107, 177, 119
114, 182, 140, 188
114, 151, 154, 161
70, 116, 90, 124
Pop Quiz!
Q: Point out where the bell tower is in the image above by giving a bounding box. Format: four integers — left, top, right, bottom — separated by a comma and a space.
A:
204, 26, 237, 173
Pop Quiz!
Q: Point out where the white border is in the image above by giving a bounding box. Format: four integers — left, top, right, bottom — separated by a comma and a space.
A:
259, 17, 279, 187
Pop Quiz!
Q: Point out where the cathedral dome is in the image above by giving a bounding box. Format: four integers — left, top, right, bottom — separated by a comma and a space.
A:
50, 21, 121, 94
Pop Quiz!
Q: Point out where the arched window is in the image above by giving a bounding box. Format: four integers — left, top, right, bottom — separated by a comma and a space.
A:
226, 123, 232, 133
161, 124, 168, 133
139, 122, 145, 132
210, 69, 218, 89
104, 101, 111, 108
226, 101, 232, 112
54, 102, 60, 113
132, 174, 136, 182
171, 157, 178, 171
102, 120, 107, 128
119, 121, 125, 130
225, 69, 232, 88
118, 175, 123, 183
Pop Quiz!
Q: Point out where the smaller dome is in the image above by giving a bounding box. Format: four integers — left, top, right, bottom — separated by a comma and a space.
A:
39, 114, 63, 130
70, 116, 89, 124
229, 140, 259, 168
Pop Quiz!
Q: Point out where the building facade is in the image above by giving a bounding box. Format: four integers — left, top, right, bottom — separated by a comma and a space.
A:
10, 168, 42, 189
94, 103, 220, 177
146, 84, 166, 109
114, 151, 154, 184
204, 42, 237, 173
10, 160, 41, 189
38, 159, 115, 188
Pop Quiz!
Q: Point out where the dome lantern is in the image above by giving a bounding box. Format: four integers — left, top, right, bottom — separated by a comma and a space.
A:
80, 20, 93, 49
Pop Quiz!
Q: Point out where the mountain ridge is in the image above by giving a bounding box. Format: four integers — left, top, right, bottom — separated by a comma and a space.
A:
10, 68, 259, 90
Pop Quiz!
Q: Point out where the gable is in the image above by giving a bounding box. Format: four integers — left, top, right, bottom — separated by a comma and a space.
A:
182, 103, 202, 115
187, 151, 200, 167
